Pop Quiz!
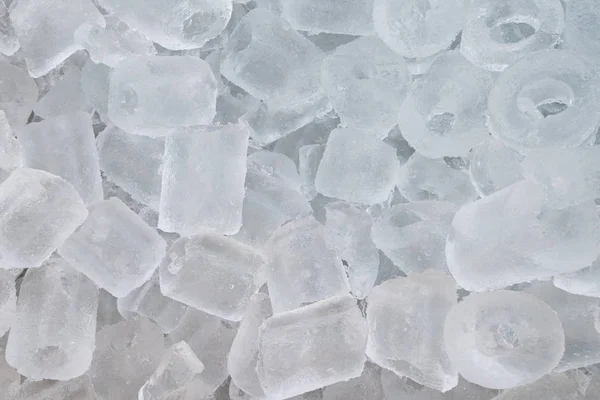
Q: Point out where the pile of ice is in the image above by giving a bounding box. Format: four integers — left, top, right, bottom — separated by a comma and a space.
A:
2, 0, 600, 399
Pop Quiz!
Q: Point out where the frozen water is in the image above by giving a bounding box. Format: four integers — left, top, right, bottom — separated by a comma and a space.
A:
0, 60, 38, 128
33, 68, 91, 119
324, 202, 379, 299
19, 112, 103, 205
108, 56, 218, 136
373, 0, 469, 58
298, 144, 325, 200
322, 36, 410, 138
0, 110, 22, 181
443, 290, 565, 389
159, 123, 249, 236
89, 318, 164, 400
6, 258, 98, 380
0, 345, 20, 394
367, 270, 458, 392
0, 168, 88, 270
492, 373, 583, 400
397, 153, 478, 205
266, 216, 350, 313
322, 362, 384, 400
554, 257, 600, 298
160, 233, 267, 321
564, 0, 600, 60
97, 125, 164, 210
273, 114, 336, 165
11, 0, 104, 77
58, 197, 167, 297
0, 1, 18, 56
281, 0, 374, 35
8, 376, 97, 400
0, 269, 19, 337
228, 293, 272, 398
399, 51, 494, 158
81, 60, 111, 118
139, 341, 206, 400
371, 201, 457, 275
461, 0, 564, 71
256, 295, 368, 399
98, 0, 232, 50
488, 50, 600, 152
315, 128, 399, 205
446, 180, 600, 291
96, 289, 123, 331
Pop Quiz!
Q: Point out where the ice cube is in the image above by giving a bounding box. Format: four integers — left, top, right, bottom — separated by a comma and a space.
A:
96, 289, 123, 331
158, 123, 249, 236
0, 344, 19, 393
564, 0, 600, 61
554, 257, 600, 298
367, 270, 458, 392
0, 168, 88, 270
33, 67, 92, 119
0, 1, 19, 56
322, 362, 384, 400
58, 197, 167, 297
443, 290, 565, 389
492, 373, 583, 400
81, 60, 111, 118
6, 258, 98, 380
315, 128, 399, 205
8, 376, 97, 400
0, 110, 22, 180
0, 60, 38, 128
298, 144, 325, 200
108, 56, 218, 136
19, 112, 103, 205
281, 0, 374, 35
0, 269, 19, 337
256, 295, 368, 399
160, 233, 267, 321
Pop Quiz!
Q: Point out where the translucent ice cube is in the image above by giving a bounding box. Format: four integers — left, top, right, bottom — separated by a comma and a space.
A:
322, 362, 384, 400
0, 1, 19, 56
0, 60, 38, 128
33, 68, 92, 119
0, 110, 22, 180
0, 269, 19, 337
554, 257, 600, 298
281, 0, 374, 35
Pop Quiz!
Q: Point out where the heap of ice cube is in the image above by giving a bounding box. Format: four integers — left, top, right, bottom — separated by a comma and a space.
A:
3, 0, 600, 399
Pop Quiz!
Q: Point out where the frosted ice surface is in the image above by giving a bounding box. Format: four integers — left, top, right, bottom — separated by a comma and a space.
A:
492, 373, 584, 400
324, 202, 379, 299
257, 295, 368, 399
266, 216, 350, 313
159, 123, 249, 236
564, 0, 600, 59
19, 112, 103, 205
446, 180, 600, 291
298, 144, 325, 200
228, 293, 272, 398
89, 318, 164, 400
97, 125, 164, 210
461, 0, 564, 71
160, 233, 267, 321
371, 201, 457, 275
33, 67, 91, 119
322, 362, 384, 400
367, 270, 458, 392
8, 376, 97, 400
399, 51, 494, 158
11, 0, 104, 77
0, 110, 22, 180
0, 269, 18, 337
0, 1, 18, 56
96, 289, 123, 331
488, 50, 600, 152
315, 128, 399, 205
108, 56, 218, 136
58, 197, 167, 297
98, 0, 232, 50
373, 0, 469, 58
0, 168, 88, 270
0, 61, 38, 128
444, 290, 565, 389
397, 153, 478, 205
81, 60, 111, 118
6, 258, 98, 380
281, 0, 374, 35
322, 36, 410, 138
139, 341, 206, 400
554, 257, 600, 298
273, 114, 336, 165
0, 345, 20, 394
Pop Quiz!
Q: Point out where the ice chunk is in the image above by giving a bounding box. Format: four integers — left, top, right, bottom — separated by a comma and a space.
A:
468, 137, 524, 197
117, 272, 188, 334
33, 68, 91, 119
89, 318, 164, 400
399, 52, 494, 158
139, 341, 205, 400
98, 0, 232, 50
19, 112, 103, 205
461, 0, 564, 71
6, 258, 98, 380
367, 270, 457, 392
397, 153, 478, 205
492, 373, 583, 400
324, 202, 379, 299
228, 293, 273, 398
58, 197, 167, 297
8, 376, 97, 400
315, 128, 398, 205
97, 126, 164, 210
564, 0, 600, 60
96, 289, 123, 331
0, 1, 18, 56
0, 110, 22, 180
444, 290, 565, 389
266, 216, 350, 313
0, 61, 38, 128
273, 114, 336, 165
81, 60, 111, 118
323, 362, 384, 400
371, 201, 457, 275
257, 295, 368, 399
158, 123, 249, 236
554, 257, 600, 298
322, 36, 410, 138
160, 233, 267, 321
281, 0, 373, 35
0, 344, 19, 393
373, 0, 469, 58
0, 269, 19, 337
0, 168, 88, 270
11, 0, 104, 77
108, 56, 218, 136
488, 50, 600, 152
446, 180, 600, 291
298, 144, 325, 200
